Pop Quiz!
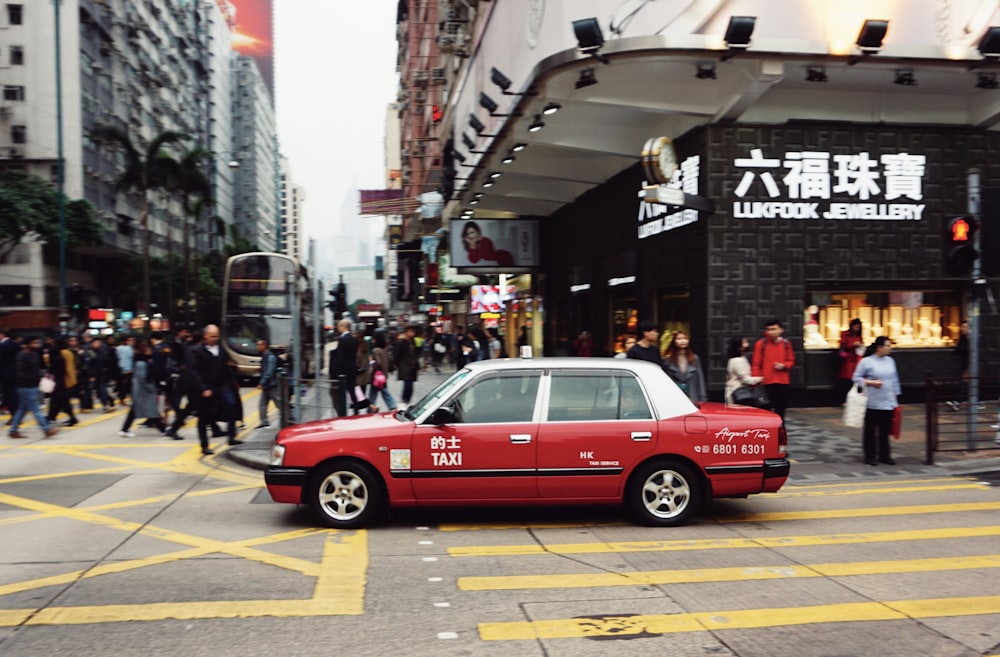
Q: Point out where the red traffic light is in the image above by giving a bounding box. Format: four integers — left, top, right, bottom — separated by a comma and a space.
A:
947, 216, 975, 243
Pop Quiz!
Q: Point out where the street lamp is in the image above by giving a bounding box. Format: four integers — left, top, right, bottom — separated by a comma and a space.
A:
53, 0, 67, 324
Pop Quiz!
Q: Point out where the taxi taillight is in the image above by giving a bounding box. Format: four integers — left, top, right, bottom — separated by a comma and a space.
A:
778, 424, 788, 449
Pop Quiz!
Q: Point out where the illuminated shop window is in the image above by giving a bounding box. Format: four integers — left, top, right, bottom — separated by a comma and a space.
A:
804, 289, 962, 350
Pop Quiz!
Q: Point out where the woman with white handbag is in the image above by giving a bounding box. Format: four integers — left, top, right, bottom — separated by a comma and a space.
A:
852, 336, 901, 466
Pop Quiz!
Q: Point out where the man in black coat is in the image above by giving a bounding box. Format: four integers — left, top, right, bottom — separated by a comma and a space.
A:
327, 318, 357, 417
185, 324, 240, 455
0, 328, 20, 420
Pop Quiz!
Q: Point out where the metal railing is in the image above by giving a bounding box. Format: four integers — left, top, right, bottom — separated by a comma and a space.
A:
275, 372, 353, 427
925, 375, 1000, 465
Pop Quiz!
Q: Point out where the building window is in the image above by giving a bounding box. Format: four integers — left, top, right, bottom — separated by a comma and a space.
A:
11, 124, 25, 144
2, 86, 24, 101
9, 45, 23, 65
6, 4, 22, 25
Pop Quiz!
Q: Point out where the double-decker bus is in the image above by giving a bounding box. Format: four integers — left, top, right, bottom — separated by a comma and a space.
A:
221, 252, 314, 379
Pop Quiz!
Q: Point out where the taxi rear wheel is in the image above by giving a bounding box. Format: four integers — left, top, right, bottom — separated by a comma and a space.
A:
628, 459, 701, 526
307, 460, 383, 529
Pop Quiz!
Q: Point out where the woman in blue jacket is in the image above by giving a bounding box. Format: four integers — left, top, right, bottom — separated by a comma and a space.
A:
852, 336, 901, 466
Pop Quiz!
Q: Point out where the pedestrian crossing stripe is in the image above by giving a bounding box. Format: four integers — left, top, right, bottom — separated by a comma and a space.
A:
449, 523, 1000, 557
477, 595, 1000, 640
459, 553, 1000, 590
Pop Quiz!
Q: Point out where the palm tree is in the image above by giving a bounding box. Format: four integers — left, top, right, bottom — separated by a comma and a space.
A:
172, 147, 213, 322
91, 125, 188, 315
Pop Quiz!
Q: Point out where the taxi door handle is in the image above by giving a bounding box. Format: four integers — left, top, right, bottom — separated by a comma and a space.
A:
630, 432, 652, 441
510, 434, 532, 444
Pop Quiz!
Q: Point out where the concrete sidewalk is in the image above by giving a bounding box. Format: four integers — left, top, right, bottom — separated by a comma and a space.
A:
225, 369, 1000, 482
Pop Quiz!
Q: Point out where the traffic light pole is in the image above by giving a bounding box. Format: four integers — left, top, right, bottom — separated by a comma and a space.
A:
967, 169, 981, 450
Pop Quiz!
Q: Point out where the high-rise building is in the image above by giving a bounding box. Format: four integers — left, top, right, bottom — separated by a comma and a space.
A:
232, 54, 279, 253
0, 0, 280, 329
279, 157, 304, 262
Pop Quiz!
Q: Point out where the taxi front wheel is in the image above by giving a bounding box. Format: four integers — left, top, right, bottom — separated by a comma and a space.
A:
307, 460, 383, 529
627, 459, 701, 527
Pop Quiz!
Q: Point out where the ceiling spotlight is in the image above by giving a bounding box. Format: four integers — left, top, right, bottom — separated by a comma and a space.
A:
977, 72, 999, 89
722, 15, 756, 60
575, 67, 598, 89
979, 26, 1000, 58
490, 66, 512, 92
572, 17, 605, 54
893, 69, 916, 86
805, 66, 828, 83
469, 199, 479, 205
479, 92, 499, 114
856, 19, 889, 53
489, 171, 502, 179
528, 115, 545, 132
473, 192, 484, 198
483, 180, 494, 188
542, 102, 561, 115
511, 142, 527, 152
468, 113, 499, 138
695, 63, 716, 80
501, 155, 515, 164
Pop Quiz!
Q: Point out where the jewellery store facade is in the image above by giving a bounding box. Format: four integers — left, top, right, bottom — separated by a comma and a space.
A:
543, 122, 1000, 402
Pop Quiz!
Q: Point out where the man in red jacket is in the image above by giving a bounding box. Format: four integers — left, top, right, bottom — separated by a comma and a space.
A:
752, 318, 795, 420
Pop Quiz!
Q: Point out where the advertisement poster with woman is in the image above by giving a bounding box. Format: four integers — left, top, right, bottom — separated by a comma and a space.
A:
449, 219, 540, 271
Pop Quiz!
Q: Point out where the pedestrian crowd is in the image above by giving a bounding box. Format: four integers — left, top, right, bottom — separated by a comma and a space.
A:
1, 325, 260, 455
326, 321, 512, 417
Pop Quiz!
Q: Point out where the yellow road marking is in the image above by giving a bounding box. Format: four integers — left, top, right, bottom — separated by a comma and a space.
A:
311, 531, 368, 614
0, 528, 328, 598
717, 500, 1000, 522
436, 481, 994, 530
478, 596, 1000, 640
0, 529, 367, 626
459, 554, 1000, 590
0, 466, 131, 485
449, 524, 1000, 557
0, 490, 318, 575
776, 482, 989, 497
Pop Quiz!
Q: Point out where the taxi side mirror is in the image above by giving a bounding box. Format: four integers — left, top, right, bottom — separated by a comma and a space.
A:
427, 406, 457, 425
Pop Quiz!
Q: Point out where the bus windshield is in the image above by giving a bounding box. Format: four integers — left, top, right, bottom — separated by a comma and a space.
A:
225, 316, 294, 356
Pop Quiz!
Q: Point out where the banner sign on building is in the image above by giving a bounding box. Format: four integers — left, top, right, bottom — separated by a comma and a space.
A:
730, 148, 927, 221
227, 1, 274, 96
637, 155, 701, 239
449, 218, 540, 271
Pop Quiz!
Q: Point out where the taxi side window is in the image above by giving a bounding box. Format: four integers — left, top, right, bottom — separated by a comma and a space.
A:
453, 372, 539, 423
547, 373, 652, 421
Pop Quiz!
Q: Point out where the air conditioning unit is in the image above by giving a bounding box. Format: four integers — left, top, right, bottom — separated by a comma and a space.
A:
0, 105, 10, 117
413, 70, 429, 87
437, 34, 455, 52
440, 21, 465, 36
401, 148, 410, 158
397, 89, 409, 102
414, 90, 427, 103
430, 68, 446, 84
8, 147, 22, 158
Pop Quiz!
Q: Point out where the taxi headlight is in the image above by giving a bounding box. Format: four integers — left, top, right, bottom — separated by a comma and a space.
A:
269, 443, 286, 466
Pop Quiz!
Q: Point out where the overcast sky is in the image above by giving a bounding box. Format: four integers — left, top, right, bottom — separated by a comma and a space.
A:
273, 2, 400, 277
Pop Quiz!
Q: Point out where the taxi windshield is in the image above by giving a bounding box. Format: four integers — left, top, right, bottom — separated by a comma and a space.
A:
404, 368, 473, 420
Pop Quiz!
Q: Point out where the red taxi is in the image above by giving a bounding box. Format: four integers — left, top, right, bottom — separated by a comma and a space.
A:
265, 358, 789, 528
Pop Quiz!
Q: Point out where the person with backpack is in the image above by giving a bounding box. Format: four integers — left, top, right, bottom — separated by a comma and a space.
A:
368, 331, 397, 412
256, 338, 280, 427
751, 318, 795, 421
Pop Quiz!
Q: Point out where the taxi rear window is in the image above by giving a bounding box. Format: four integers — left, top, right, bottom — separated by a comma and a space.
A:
546, 372, 652, 421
